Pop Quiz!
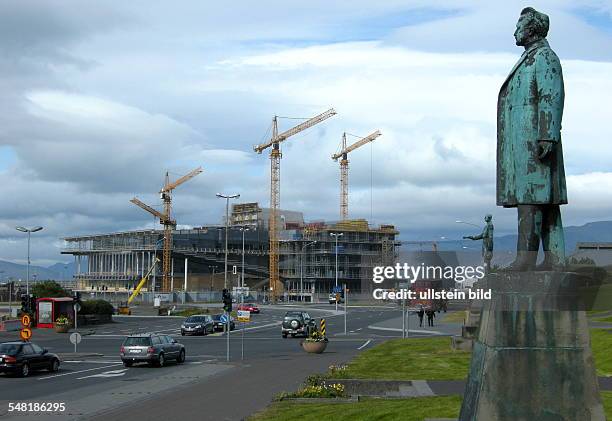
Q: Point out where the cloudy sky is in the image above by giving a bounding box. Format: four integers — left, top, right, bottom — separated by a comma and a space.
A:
1, 0, 612, 266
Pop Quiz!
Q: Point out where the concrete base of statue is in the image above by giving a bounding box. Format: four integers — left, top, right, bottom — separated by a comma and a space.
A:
458, 271, 605, 421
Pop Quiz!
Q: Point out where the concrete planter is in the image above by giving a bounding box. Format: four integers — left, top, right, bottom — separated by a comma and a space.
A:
301, 340, 327, 354
54, 323, 71, 333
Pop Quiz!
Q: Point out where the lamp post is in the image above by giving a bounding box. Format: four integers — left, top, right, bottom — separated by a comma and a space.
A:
330, 232, 343, 312
15, 226, 43, 296
216, 193, 240, 290
239, 226, 250, 289
300, 241, 317, 302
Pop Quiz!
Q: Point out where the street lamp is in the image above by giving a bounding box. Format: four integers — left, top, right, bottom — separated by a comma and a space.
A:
330, 232, 344, 312
300, 241, 317, 302
15, 226, 43, 296
216, 193, 240, 290
208, 265, 216, 291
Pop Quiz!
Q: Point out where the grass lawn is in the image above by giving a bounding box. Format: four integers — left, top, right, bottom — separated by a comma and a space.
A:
249, 396, 462, 421
440, 311, 466, 324
603, 391, 612, 419
331, 337, 471, 381
591, 328, 612, 376
594, 315, 612, 323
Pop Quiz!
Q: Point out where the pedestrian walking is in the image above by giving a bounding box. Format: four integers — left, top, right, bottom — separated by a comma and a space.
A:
417, 306, 425, 327
426, 309, 435, 327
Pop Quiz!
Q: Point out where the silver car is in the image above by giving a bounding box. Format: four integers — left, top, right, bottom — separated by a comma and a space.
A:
120, 333, 185, 367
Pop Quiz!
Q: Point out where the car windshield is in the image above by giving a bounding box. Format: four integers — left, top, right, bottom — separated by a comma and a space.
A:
123, 337, 151, 346
285, 312, 302, 318
185, 316, 206, 323
0, 343, 21, 355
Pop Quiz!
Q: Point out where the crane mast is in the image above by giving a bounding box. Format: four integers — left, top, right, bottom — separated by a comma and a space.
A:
131, 167, 203, 292
254, 108, 336, 302
332, 130, 381, 220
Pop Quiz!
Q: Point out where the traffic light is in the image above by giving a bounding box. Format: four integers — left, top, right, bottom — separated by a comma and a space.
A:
28, 295, 36, 315
20, 294, 29, 313
222, 289, 232, 312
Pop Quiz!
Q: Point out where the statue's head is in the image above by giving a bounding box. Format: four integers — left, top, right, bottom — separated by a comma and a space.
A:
485, 214, 493, 222
514, 7, 549, 47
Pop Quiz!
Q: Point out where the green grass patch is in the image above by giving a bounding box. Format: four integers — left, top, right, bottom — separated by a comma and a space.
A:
331, 337, 470, 381
591, 328, 612, 376
603, 391, 612, 420
440, 311, 466, 324
594, 316, 612, 323
249, 396, 461, 421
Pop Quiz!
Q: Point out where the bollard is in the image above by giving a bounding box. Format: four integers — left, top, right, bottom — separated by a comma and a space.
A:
320, 318, 326, 337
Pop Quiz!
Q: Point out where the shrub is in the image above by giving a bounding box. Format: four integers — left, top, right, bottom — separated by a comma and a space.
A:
79, 299, 114, 315
32, 281, 69, 298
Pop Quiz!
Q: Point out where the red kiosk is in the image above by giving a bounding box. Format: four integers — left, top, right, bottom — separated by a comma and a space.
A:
36, 297, 75, 328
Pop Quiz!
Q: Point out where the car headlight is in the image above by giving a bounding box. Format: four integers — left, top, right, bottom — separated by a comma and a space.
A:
196, 325, 202, 328
181, 325, 186, 328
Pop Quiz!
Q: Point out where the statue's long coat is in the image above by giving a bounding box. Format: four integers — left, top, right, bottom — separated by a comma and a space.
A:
497, 39, 567, 207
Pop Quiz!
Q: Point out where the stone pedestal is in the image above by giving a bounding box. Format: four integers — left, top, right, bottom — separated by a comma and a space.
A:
459, 271, 605, 421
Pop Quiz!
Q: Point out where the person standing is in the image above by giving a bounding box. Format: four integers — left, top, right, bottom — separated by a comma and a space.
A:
417, 306, 425, 327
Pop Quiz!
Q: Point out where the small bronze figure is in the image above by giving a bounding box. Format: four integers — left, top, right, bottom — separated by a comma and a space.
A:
463, 215, 494, 272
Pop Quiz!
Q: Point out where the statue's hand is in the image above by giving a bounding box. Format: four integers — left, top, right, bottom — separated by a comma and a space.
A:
538, 141, 554, 160
463, 236, 472, 240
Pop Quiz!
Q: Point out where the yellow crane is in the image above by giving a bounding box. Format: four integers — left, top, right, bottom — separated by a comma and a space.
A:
254, 109, 337, 301
130, 167, 203, 292
117, 257, 160, 315
331, 130, 381, 220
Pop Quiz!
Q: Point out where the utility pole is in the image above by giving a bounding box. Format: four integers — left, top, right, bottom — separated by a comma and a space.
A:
300, 241, 316, 302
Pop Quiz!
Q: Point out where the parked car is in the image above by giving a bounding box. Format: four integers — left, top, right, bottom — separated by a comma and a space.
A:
328, 292, 344, 304
282, 311, 316, 338
0, 341, 60, 377
212, 314, 235, 332
237, 303, 260, 313
181, 315, 214, 336
120, 333, 185, 367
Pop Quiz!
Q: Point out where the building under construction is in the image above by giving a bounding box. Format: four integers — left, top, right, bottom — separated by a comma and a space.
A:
62, 203, 398, 298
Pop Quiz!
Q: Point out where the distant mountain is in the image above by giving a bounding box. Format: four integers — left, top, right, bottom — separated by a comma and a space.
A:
404, 221, 612, 255
0, 261, 75, 283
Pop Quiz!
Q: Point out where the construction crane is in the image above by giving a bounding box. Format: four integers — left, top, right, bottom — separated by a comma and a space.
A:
117, 257, 160, 315
331, 130, 381, 220
254, 108, 337, 301
130, 167, 203, 292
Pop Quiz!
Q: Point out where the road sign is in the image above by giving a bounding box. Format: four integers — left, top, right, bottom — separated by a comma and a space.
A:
220, 314, 229, 324
20, 314, 31, 327
232, 286, 249, 296
19, 327, 32, 341
332, 285, 342, 293
236, 310, 250, 323
74, 303, 81, 313
232, 265, 237, 275
70, 332, 82, 345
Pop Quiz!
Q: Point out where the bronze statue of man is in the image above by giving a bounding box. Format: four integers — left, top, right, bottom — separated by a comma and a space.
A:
497, 7, 567, 271
463, 214, 494, 272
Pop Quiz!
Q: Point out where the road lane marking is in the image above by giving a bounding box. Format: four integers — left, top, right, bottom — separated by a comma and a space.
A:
38, 364, 124, 380
367, 325, 441, 335
77, 368, 128, 380
357, 339, 372, 350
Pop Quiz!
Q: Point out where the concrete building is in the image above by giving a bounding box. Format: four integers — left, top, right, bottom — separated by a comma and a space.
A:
62, 204, 399, 298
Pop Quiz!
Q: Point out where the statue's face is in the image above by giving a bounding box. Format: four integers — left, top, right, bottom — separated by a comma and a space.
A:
514, 15, 533, 46
485, 215, 492, 222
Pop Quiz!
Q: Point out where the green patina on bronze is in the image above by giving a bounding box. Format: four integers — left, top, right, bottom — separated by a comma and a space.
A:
463, 215, 494, 272
497, 7, 567, 271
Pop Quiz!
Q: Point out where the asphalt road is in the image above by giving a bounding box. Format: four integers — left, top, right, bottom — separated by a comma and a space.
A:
0, 303, 445, 420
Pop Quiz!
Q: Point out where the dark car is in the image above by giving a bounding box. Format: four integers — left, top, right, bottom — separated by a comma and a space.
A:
282, 311, 316, 338
120, 333, 185, 368
181, 315, 214, 336
212, 314, 235, 332
0, 342, 60, 377
237, 303, 260, 313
